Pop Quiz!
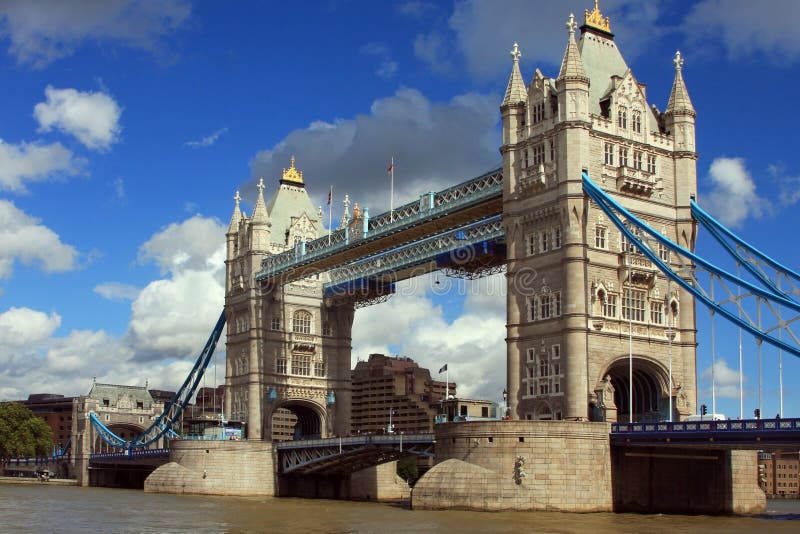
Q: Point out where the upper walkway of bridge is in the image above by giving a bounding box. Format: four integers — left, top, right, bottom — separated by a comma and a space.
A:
256, 167, 502, 285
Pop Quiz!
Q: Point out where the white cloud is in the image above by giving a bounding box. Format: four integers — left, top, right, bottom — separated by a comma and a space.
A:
137, 214, 226, 275
361, 42, 398, 79
0, 139, 85, 193
249, 87, 499, 217
34, 86, 122, 151
0, 0, 192, 68
93, 282, 140, 301
0, 307, 60, 349
684, 0, 800, 64
353, 272, 507, 401
700, 157, 770, 228
700, 358, 744, 400
768, 164, 800, 207
0, 200, 79, 278
184, 127, 228, 149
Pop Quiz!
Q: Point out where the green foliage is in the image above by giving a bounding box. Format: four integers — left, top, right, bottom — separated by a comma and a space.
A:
396, 456, 419, 484
0, 402, 53, 462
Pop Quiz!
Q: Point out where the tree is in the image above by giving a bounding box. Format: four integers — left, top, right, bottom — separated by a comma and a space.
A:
396, 456, 419, 484
0, 402, 53, 464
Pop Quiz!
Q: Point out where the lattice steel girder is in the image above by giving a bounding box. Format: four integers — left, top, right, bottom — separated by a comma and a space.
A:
256, 168, 503, 285
583, 172, 800, 359
324, 216, 504, 288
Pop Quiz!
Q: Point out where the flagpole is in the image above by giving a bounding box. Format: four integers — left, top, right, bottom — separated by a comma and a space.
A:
446, 365, 449, 399
390, 157, 394, 222
328, 185, 333, 245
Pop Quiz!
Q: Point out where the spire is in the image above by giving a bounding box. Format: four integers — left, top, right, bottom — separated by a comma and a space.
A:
339, 194, 351, 229
558, 14, 588, 81
502, 42, 527, 106
251, 177, 269, 223
666, 51, 695, 116
228, 190, 243, 232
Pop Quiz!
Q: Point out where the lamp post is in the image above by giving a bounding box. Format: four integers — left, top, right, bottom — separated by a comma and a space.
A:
388, 407, 395, 434
502, 388, 509, 420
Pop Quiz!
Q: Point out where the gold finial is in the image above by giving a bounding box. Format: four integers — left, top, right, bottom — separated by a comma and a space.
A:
281, 155, 304, 185
584, 0, 611, 33
352, 202, 361, 219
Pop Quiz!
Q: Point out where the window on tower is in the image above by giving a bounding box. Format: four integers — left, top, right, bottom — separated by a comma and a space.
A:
622, 288, 647, 322
595, 226, 607, 249
632, 110, 642, 133
604, 143, 614, 165
633, 150, 643, 170
619, 147, 629, 168
647, 154, 657, 174
618, 106, 627, 129
292, 310, 312, 334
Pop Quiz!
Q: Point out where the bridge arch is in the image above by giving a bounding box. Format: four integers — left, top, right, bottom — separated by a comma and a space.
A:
92, 422, 147, 453
268, 399, 327, 441
596, 356, 673, 423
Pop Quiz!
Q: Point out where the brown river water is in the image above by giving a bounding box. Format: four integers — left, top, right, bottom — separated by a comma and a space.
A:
1, 484, 799, 533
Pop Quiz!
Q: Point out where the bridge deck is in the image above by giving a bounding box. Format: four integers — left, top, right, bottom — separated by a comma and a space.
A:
611, 418, 800, 448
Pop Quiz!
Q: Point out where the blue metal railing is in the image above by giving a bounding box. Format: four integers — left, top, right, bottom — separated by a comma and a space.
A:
612, 417, 800, 434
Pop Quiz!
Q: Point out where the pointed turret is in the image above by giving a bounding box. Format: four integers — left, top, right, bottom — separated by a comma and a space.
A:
250, 177, 271, 252
251, 178, 269, 223
666, 51, 695, 117
558, 13, 588, 82
502, 42, 526, 106
228, 190, 243, 233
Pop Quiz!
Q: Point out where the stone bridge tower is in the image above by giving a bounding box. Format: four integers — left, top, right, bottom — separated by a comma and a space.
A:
225, 158, 353, 440
501, 3, 698, 422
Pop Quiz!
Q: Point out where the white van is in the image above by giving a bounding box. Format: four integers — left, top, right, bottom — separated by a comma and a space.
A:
684, 413, 726, 422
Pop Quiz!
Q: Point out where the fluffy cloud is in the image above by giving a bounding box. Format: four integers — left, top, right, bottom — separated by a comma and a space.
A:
249, 88, 499, 216
137, 215, 226, 276
700, 358, 744, 400
353, 272, 507, 401
0, 0, 191, 68
684, 0, 800, 64
0, 200, 79, 278
34, 86, 122, 151
0, 139, 85, 193
183, 127, 228, 149
700, 157, 770, 228
0, 307, 60, 349
93, 282, 140, 301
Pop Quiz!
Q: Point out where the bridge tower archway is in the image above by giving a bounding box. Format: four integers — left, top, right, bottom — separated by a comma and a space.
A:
268, 399, 327, 441
595, 357, 674, 423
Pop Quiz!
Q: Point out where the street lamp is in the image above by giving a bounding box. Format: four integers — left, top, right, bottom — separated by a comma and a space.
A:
502, 388, 509, 419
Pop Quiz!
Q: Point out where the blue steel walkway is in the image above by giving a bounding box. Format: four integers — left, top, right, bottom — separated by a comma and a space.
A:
611, 417, 800, 448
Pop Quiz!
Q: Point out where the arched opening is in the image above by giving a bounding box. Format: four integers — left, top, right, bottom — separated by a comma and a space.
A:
269, 400, 324, 441
601, 357, 670, 423
92, 423, 147, 453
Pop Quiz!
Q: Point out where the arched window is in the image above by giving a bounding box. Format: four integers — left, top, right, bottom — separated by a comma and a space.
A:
618, 106, 627, 129
292, 310, 312, 334
632, 110, 642, 133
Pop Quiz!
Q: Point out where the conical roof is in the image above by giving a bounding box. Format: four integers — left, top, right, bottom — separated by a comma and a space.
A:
502, 42, 527, 106
228, 191, 242, 233
666, 51, 695, 116
558, 13, 588, 82
251, 178, 269, 223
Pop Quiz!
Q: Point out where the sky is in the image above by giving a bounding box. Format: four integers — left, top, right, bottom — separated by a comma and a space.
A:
1, 0, 799, 420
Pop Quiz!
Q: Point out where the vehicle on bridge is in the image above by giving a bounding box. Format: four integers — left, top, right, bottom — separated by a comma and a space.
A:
184, 418, 245, 440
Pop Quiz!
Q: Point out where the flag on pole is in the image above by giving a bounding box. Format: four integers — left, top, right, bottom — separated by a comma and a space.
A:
387, 161, 394, 173
438, 364, 448, 373
327, 186, 332, 205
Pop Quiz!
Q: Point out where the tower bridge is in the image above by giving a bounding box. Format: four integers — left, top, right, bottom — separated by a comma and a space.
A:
74, 1, 800, 514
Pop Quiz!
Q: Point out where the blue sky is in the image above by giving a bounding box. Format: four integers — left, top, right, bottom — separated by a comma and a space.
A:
0, 0, 799, 419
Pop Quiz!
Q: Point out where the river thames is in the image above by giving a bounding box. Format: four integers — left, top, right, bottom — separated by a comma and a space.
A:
1, 484, 799, 533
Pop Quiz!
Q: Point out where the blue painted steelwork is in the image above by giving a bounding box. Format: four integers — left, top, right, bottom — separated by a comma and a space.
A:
87, 310, 226, 450
277, 433, 435, 474
691, 199, 800, 301
257, 167, 503, 282
611, 417, 800, 447
89, 448, 170, 462
325, 215, 504, 287
582, 172, 800, 359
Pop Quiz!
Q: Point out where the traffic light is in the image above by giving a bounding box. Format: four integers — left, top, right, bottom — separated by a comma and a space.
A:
754, 408, 761, 419
701, 404, 707, 416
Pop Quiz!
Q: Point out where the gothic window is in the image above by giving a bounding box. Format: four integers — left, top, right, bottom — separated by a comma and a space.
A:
595, 226, 607, 249
633, 151, 643, 170
532, 143, 545, 165
527, 347, 536, 362
602, 293, 618, 318
553, 226, 562, 249
293, 235, 303, 247
619, 147, 629, 167
604, 143, 614, 165
658, 242, 669, 261
276, 358, 287, 374
314, 361, 326, 377
650, 301, 664, 324
271, 315, 281, 331
532, 101, 545, 124
540, 230, 549, 252
527, 296, 537, 321
292, 310, 312, 334
528, 233, 538, 255
539, 355, 550, 379
540, 294, 552, 320
292, 355, 311, 376
618, 106, 627, 129
632, 110, 642, 133
622, 288, 647, 322
621, 224, 641, 254
647, 154, 657, 174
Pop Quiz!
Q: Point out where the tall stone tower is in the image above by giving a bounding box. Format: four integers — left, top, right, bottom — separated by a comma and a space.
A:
225, 157, 354, 440
502, 3, 698, 422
